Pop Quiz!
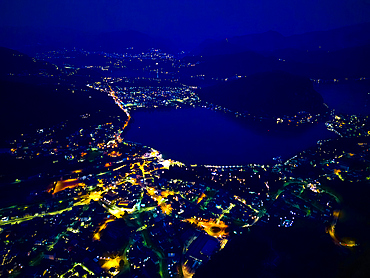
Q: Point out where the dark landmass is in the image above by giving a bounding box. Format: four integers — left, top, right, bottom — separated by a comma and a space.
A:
185, 23, 370, 80
180, 44, 370, 80
96, 30, 174, 53
0, 79, 121, 143
193, 223, 370, 278
195, 22, 370, 55
3, 23, 370, 81
0, 26, 174, 56
179, 50, 344, 81
271, 44, 370, 78
0, 46, 58, 77
198, 71, 326, 117
0, 47, 125, 146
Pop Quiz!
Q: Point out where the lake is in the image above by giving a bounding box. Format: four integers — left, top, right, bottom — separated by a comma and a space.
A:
314, 81, 370, 115
123, 107, 335, 165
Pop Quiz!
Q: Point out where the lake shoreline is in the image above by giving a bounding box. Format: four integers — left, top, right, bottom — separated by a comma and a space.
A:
123, 107, 336, 165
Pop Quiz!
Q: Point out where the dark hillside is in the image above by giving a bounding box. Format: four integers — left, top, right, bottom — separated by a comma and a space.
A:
193, 223, 370, 278
198, 71, 325, 117
271, 44, 370, 78
180, 50, 340, 80
0, 80, 122, 145
0, 46, 58, 76
0, 47, 125, 145
194, 22, 370, 55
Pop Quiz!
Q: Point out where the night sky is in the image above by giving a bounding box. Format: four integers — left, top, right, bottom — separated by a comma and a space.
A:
1, 0, 370, 43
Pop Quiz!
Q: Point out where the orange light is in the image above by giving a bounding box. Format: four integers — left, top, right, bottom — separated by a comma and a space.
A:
185, 218, 229, 238
196, 193, 206, 204
50, 179, 85, 194
93, 218, 115, 241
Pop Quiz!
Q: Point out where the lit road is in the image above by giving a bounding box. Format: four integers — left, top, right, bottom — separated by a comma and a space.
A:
328, 210, 358, 248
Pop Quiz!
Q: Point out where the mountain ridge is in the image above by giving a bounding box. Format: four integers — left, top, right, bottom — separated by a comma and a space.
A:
198, 71, 326, 117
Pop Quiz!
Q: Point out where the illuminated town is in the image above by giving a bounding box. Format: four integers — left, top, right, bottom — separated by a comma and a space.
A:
1, 1, 370, 273
1, 48, 369, 276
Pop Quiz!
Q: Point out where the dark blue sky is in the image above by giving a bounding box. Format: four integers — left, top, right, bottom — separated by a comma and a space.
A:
1, 0, 370, 42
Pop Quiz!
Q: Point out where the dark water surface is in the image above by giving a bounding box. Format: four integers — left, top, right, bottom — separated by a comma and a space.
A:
124, 107, 334, 165
314, 81, 370, 115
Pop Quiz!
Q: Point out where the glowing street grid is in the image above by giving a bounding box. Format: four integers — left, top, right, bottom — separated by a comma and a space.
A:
0, 84, 369, 277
